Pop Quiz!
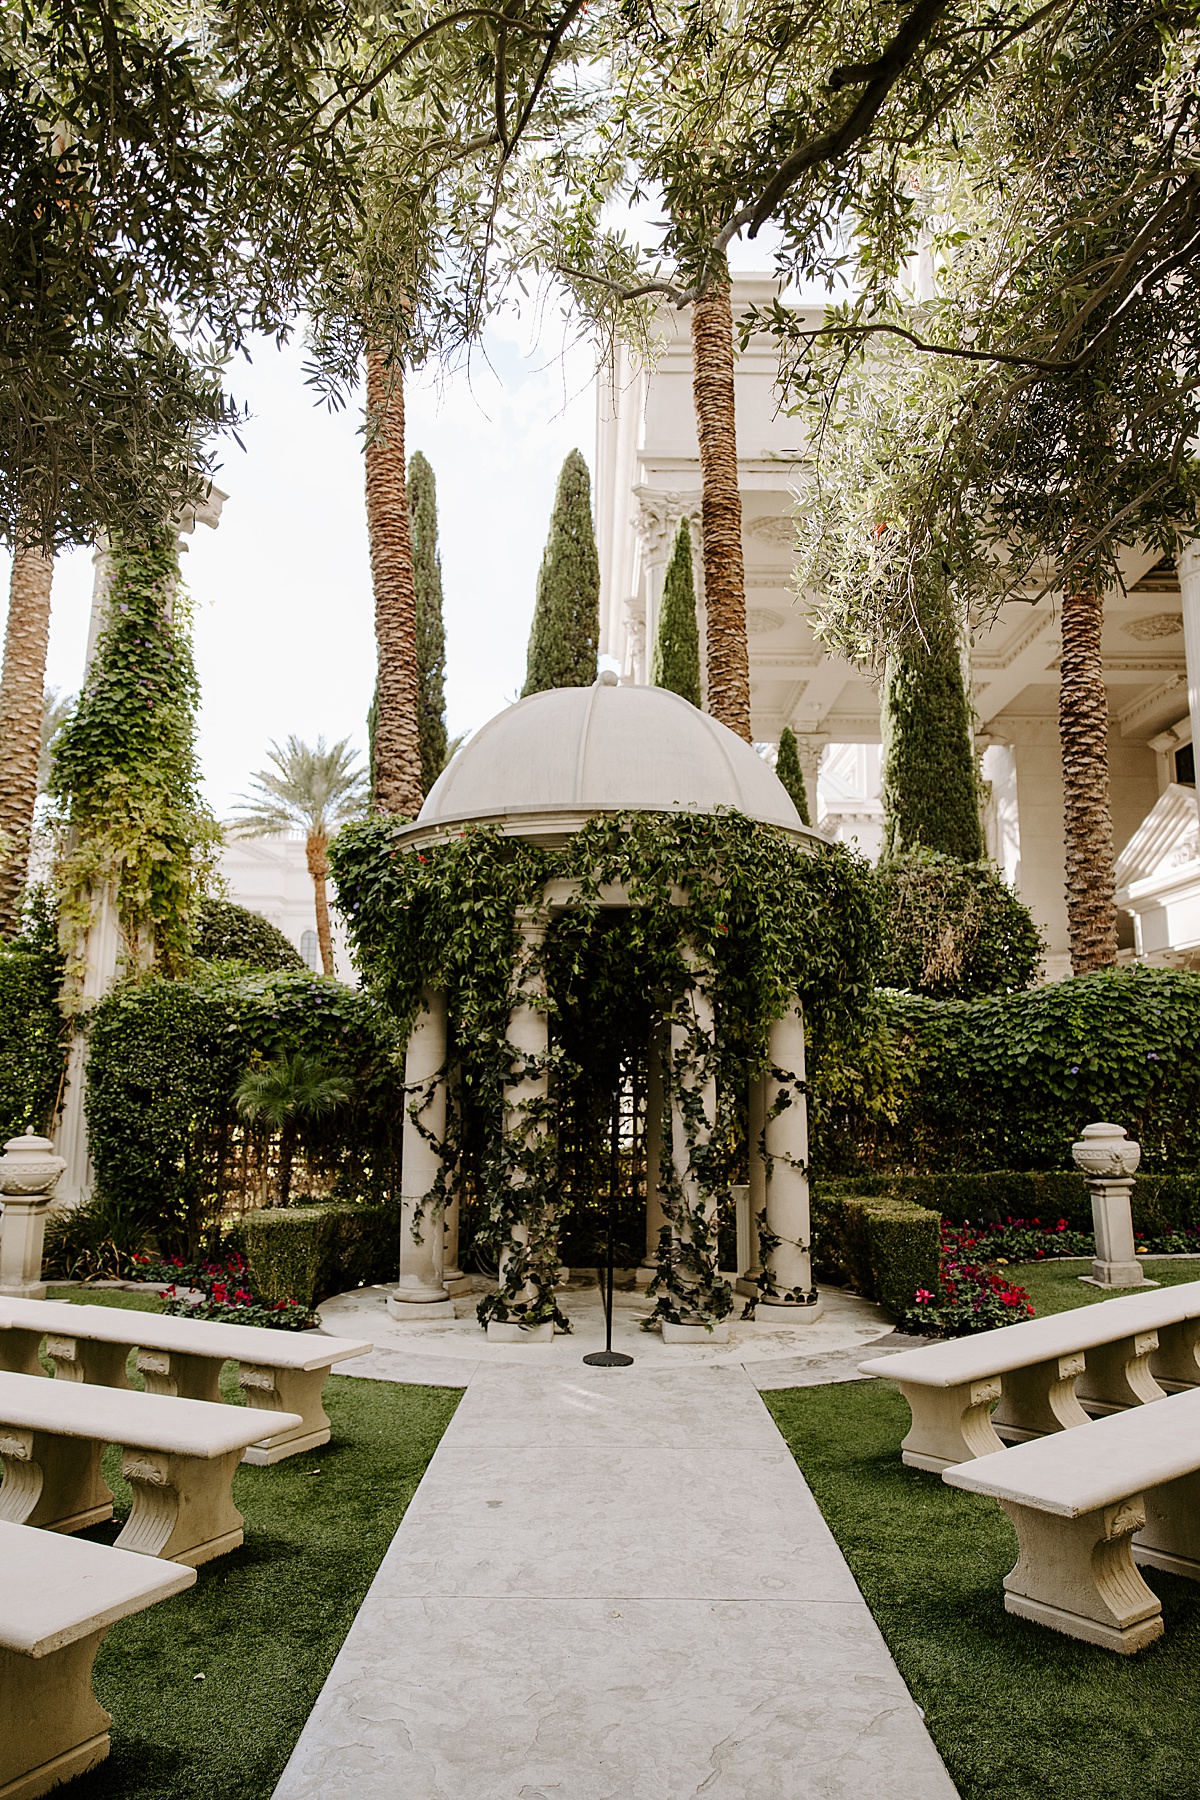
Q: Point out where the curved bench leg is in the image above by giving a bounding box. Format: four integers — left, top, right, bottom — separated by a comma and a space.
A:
238, 1365, 330, 1465
1076, 1331, 1165, 1413
117, 1447, 244, 1567
0, 1429, 112, 1533
898, 1377, 1004, 1471
999, 1495, 1163, 1653
1134, 1471, 1200, 1580
992, 1354, 1090, 1441
44, 1335, 134, 1391
0, 1632, 110, 1798
1150, 1319, 1200, 1393
136, 1349, 224, 1406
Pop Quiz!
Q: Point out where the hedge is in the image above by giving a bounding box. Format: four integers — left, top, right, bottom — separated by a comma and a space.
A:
238, 1201, 401, 1307
0, 906, 68, 1140
810, 1189, 941, 1317
817, 1170, 1200, 1236
819, 967, 1200, 1176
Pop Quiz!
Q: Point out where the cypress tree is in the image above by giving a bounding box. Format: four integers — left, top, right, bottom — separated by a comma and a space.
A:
651, 518, 701, 707
408, 451, 449, 790
775, 726, 811, 826
522, 449, 599, 695
881, 608, 984, 861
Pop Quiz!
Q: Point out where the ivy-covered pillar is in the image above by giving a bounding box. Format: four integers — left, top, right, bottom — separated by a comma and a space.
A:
758, 998, 821, 1318
491, 908, 554, 1341
663, 952, 726, 1341
737, 1076, 766, 1298
637, 1021, 668, 1286
388, 986, 452, 1318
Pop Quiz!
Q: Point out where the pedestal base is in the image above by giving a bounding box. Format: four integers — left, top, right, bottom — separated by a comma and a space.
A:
1080, 1270, 1159, 1290
0, 1282, 47, 1300
662, 1321, 729, 1345
386, 1296, 456, 1322
754, 1296, 825, 1323
442, 1274, 474, 1297
486, 1321, 554, 1343
634, 1264, 658, 1290
735, 1277, 760, 1300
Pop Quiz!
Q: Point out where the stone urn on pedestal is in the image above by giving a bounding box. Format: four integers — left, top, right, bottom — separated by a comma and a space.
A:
1072, 1121, 1156, 1290
0, 1129, 67, 1299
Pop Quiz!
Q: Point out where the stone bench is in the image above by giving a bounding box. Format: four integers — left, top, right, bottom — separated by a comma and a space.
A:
942, 1387, 1200, 1653
859, 1279, 1200, 1470
0, 1297, 370, 1465
0, 1518, 195, 1799
0, 1369, 302, 1565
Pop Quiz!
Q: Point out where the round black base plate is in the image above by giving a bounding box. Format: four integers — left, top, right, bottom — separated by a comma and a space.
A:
582, 1350, 635, 1367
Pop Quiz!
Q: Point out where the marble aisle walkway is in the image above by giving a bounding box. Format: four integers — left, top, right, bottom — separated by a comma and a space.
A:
275, 1358, 957, 1800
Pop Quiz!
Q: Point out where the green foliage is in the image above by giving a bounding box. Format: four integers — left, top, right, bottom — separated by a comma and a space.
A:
232, 735, 367, 840
239, 1200, 401, 1308
816, 1169, 1200, 1239
827, 968, 1200, 1176
810, 1189, 941, 1318
49, 526, 219, 993
875, 850, 1043, 998
882, 624, 983, 861
0, 892, 67, 1137
651, 518, 701, 707
409, 451, 450, 792
774, 726, 810, 825
332, 808, 879, 1328
192, 899, 304, 972
236, 1051, 353, 1206
522, 450, 600, 696
75, 969, 404, 1266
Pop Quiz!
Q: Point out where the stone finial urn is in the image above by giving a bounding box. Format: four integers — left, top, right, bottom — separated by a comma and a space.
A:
0, 1130, 65, 1299
1071, 1121, 1142, 1182
0, 1130, 66, 1197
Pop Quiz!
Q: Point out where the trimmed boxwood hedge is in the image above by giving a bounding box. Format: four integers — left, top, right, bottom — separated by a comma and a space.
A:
810, 1189, 941, 1317
816, 1170, 1200, 1237
237, 1200, 401, 1307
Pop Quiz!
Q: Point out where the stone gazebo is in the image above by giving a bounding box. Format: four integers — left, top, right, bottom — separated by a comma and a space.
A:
388, 672, 828, 1343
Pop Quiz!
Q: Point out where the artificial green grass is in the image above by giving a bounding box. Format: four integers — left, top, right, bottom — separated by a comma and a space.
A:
1009, 1258, 1200, 1318
47, 1284, 168, 1314
30, 1292, 461, 1797
765, 1381, 1200, 1800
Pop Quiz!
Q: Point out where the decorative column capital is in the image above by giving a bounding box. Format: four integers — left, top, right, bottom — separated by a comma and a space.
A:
633, 487, 703, 563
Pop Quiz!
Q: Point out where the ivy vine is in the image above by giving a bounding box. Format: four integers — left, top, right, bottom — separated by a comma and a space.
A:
331, 810, 878, 1331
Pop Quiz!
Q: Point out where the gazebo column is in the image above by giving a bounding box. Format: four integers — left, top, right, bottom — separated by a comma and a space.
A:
757, 997, 822, 1319
736, 1077, 766, 1298
664, 955, 726, 1342
637, 1022, 668, 1287
441, 1066, 470, 1296
490, 909, 554, 1342
388, 986, 453, 1320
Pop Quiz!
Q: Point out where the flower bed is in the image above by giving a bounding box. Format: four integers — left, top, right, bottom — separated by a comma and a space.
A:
126, 1250, 319, 1329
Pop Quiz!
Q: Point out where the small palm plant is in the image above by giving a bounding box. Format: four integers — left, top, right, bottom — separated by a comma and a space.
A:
231, 735, 367, 975
234, 1052, 353, 1207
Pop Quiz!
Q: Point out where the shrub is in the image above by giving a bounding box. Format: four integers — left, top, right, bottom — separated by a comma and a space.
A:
240, 1200, 401, 1307
902, 1264, 1034, 1336
875, 849, 1043, 998
192, 898, 304, 972
811, 1189, 941, 1318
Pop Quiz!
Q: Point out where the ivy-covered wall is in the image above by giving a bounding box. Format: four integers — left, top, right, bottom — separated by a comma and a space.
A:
821, 967, 1200, 1175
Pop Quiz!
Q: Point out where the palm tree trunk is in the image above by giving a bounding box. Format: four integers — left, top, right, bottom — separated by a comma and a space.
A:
691, 261, 752, 742
1059, 544, 1118, 973
0, 548, 54, 934
306, 829, 335, 976
276, 1122, 295, 1207
364, 348, 424, 816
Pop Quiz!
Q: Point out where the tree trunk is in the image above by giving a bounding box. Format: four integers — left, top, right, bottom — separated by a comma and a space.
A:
276, 1122, 295, 1208
1059, 549, 1118, 973
691, 263, 752, 742
0, 548, 54, 934
364, 348, 424, 816
306, 829, 335, 976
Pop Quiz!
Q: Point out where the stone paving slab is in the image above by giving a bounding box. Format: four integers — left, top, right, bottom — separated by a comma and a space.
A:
276, 1361, 957, 1799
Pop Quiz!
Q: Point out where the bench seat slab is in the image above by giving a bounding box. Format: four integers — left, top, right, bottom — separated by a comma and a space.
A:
116, 1446, 245, 1567
998, 1495, 1163, 1654
1077, 1332, 1165, 1415
1150, 1319, 1200, 1393
0, 1632, 109, 1800
44, 1336, 133, 1392
0, 1430, 112, 1534
992, 1354, 1090, 1442
239, 1364, 331, 1465
898, 1377, 1004, 1471
1133, 1471, 1200, 1581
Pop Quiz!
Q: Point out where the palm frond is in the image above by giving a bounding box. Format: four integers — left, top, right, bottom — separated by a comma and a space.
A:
230, 734, 369, 839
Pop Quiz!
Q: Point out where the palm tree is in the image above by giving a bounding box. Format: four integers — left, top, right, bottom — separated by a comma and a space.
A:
690, 256, 752, 743
364, 349, 424, 817
1059, 546, 1119, 972
39, 687, 74, 792
232, 735, 368, 976
235, 1052, 353, 1206
0, 549, 54, 934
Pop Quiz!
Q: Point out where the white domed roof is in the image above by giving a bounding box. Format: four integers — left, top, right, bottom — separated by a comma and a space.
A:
410, 678, 811, 841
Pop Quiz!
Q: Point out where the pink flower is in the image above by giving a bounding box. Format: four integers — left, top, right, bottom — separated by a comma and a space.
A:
914, 1288, 933, 1303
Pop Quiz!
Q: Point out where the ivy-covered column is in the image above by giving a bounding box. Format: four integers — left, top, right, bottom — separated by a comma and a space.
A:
737, 1076, 766, 1298
388, 986, 452, 1318
637, 1021, 668, 1286
491, 908, 555, 1341
662, 952, 727, 1341
758, 998, 821, 1318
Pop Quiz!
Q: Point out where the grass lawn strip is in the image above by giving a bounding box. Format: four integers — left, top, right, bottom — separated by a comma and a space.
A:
31, 1287, 459, 1799
1009, 1258, 1200, 1318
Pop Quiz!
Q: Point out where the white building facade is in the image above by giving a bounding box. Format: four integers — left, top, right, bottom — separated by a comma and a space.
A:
217, 834, 356, 983
594, 276, 1200, 976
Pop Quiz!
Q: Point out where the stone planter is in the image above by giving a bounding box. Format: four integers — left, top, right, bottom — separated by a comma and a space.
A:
0, 1130, 67, 1300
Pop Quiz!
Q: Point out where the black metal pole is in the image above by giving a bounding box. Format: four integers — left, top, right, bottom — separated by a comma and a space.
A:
584, 1074, 634, 1367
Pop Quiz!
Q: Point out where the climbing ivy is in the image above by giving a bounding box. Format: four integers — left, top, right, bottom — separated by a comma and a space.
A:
331, 811, 878, 1330
0, 889, 68, 1137
48, 524, 220, 1001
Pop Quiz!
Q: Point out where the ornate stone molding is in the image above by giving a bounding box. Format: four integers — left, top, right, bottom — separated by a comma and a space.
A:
633, 487, 703, 561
